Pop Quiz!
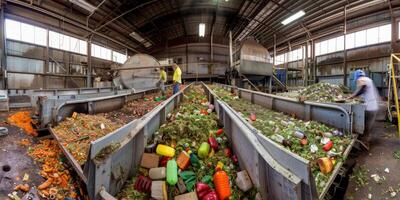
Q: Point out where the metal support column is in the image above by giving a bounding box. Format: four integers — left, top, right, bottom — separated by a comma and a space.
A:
44, 29, 50, 88
185, 41, 188, 73
304, 41, 308, 86
343, 5, 348, 86
273, 34, 276, 66
229, 31, 233, 69
87, 35, 92, 87
0, 1, 6, 89
210, 30, 213, 75
312, 40, 316, 83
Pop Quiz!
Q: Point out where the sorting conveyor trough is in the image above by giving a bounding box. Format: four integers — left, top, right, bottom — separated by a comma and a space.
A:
205, 83, 357, 199
47, 82, 305, 200
45, 82, 356, 200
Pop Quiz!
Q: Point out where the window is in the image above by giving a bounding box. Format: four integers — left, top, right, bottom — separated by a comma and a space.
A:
5, 19, 47, 46
91, 44, 112, 60
49, 31, 87, 54
274, 54, 285, 65
366, 27, 379, 45
347, 24, 391, 49
355, 30, 366, 47
346, 33, 355, 49
112, 51, 127, 64
336, 36, 344, 51
378, 24, 391, 42
314, 24, 391, 56
287, 48, 302, 62
320, 40, 328, 55
49, 31, 60, 49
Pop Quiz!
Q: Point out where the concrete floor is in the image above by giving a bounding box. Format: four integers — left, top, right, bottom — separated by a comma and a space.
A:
345, 121, 400, 200
0, 112, 44, 199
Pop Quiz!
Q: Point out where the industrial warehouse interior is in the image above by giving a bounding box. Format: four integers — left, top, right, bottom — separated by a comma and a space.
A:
1, 0, 400, 199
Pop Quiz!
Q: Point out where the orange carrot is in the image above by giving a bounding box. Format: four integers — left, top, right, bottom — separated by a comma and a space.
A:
14, 184, 30, 192
38, 178, 53, 190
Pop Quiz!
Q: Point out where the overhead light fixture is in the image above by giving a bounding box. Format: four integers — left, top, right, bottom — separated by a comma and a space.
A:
69, 0, 97, 13
129, 31, 145, 42
199, 23, 205, 37
281, 10, 305, 25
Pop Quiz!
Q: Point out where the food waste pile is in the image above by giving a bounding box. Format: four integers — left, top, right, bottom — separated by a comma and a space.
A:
101, 92, 170, 124
118, 86, 259, 200
6, 111, 83, 200
278, 82, 358, 103
210, 85, 353, 193
52, 92, 168, 166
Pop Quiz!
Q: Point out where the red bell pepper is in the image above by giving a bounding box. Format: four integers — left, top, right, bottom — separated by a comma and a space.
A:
300, 138, 308, 146
250, 113, 256, 121
134, 175, 151, 193
231, 154, 238, 164
224, 148, 232, 157
208, 137, 218, 151
202, 191, 218, 200
159, 156, 172, 167
196, 182, 212, 199
216, 128, 223, 136
323, 141, 333, 151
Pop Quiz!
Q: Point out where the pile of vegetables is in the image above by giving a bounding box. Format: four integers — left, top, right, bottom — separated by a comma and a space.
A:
53, 113, 122, 165
210, 85, 352, 193
8, 111, 37, 136
118, 86, 258, 200
102, 92, 169, 124
53, 92, 169, 165
28, 139, 80, 199
278, 82, 358, 103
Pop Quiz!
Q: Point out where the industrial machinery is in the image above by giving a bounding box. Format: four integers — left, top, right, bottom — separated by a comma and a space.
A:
230, 39, 286, 93
117, 54, 161, 91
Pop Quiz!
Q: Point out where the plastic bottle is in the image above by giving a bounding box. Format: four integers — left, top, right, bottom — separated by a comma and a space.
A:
156, 144, 175, 157
149, 167, 166, 180
213, 170, 231, 200
189, 153, 200, 168
166, 160, 178, 185
176, 151, 190, 170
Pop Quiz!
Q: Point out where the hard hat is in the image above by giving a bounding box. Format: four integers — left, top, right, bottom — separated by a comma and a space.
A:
354, 69, 365, 82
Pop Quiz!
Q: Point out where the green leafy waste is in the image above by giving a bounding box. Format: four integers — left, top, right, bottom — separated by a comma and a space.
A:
210, 85, 353, 194
117, 86, 258, 200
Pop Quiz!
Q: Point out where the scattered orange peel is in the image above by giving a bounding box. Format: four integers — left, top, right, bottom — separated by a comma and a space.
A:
8, 111, 37, 136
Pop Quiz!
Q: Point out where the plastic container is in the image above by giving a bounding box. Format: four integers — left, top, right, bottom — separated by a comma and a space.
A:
317, 157, 333, 174
235, 170, 253, 192
149, 167, 166, 180
189, 153, 200, 168
151, 181, 167, 200
198, 142, 211, 158
166, 159, 178, 185
156, 144, 175, 157
213, 170, 231, 200
176, 151, 190, 170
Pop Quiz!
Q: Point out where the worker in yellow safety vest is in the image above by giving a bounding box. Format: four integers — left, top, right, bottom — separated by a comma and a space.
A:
159, 67, 167, 95
172, 63, 182, 94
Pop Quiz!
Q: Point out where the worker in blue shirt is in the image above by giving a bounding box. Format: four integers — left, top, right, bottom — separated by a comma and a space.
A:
348, 69, 380, 150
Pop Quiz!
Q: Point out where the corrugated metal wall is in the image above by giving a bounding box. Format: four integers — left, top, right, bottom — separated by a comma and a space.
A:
154, 43, 229, 75
5, 39, 112, 89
